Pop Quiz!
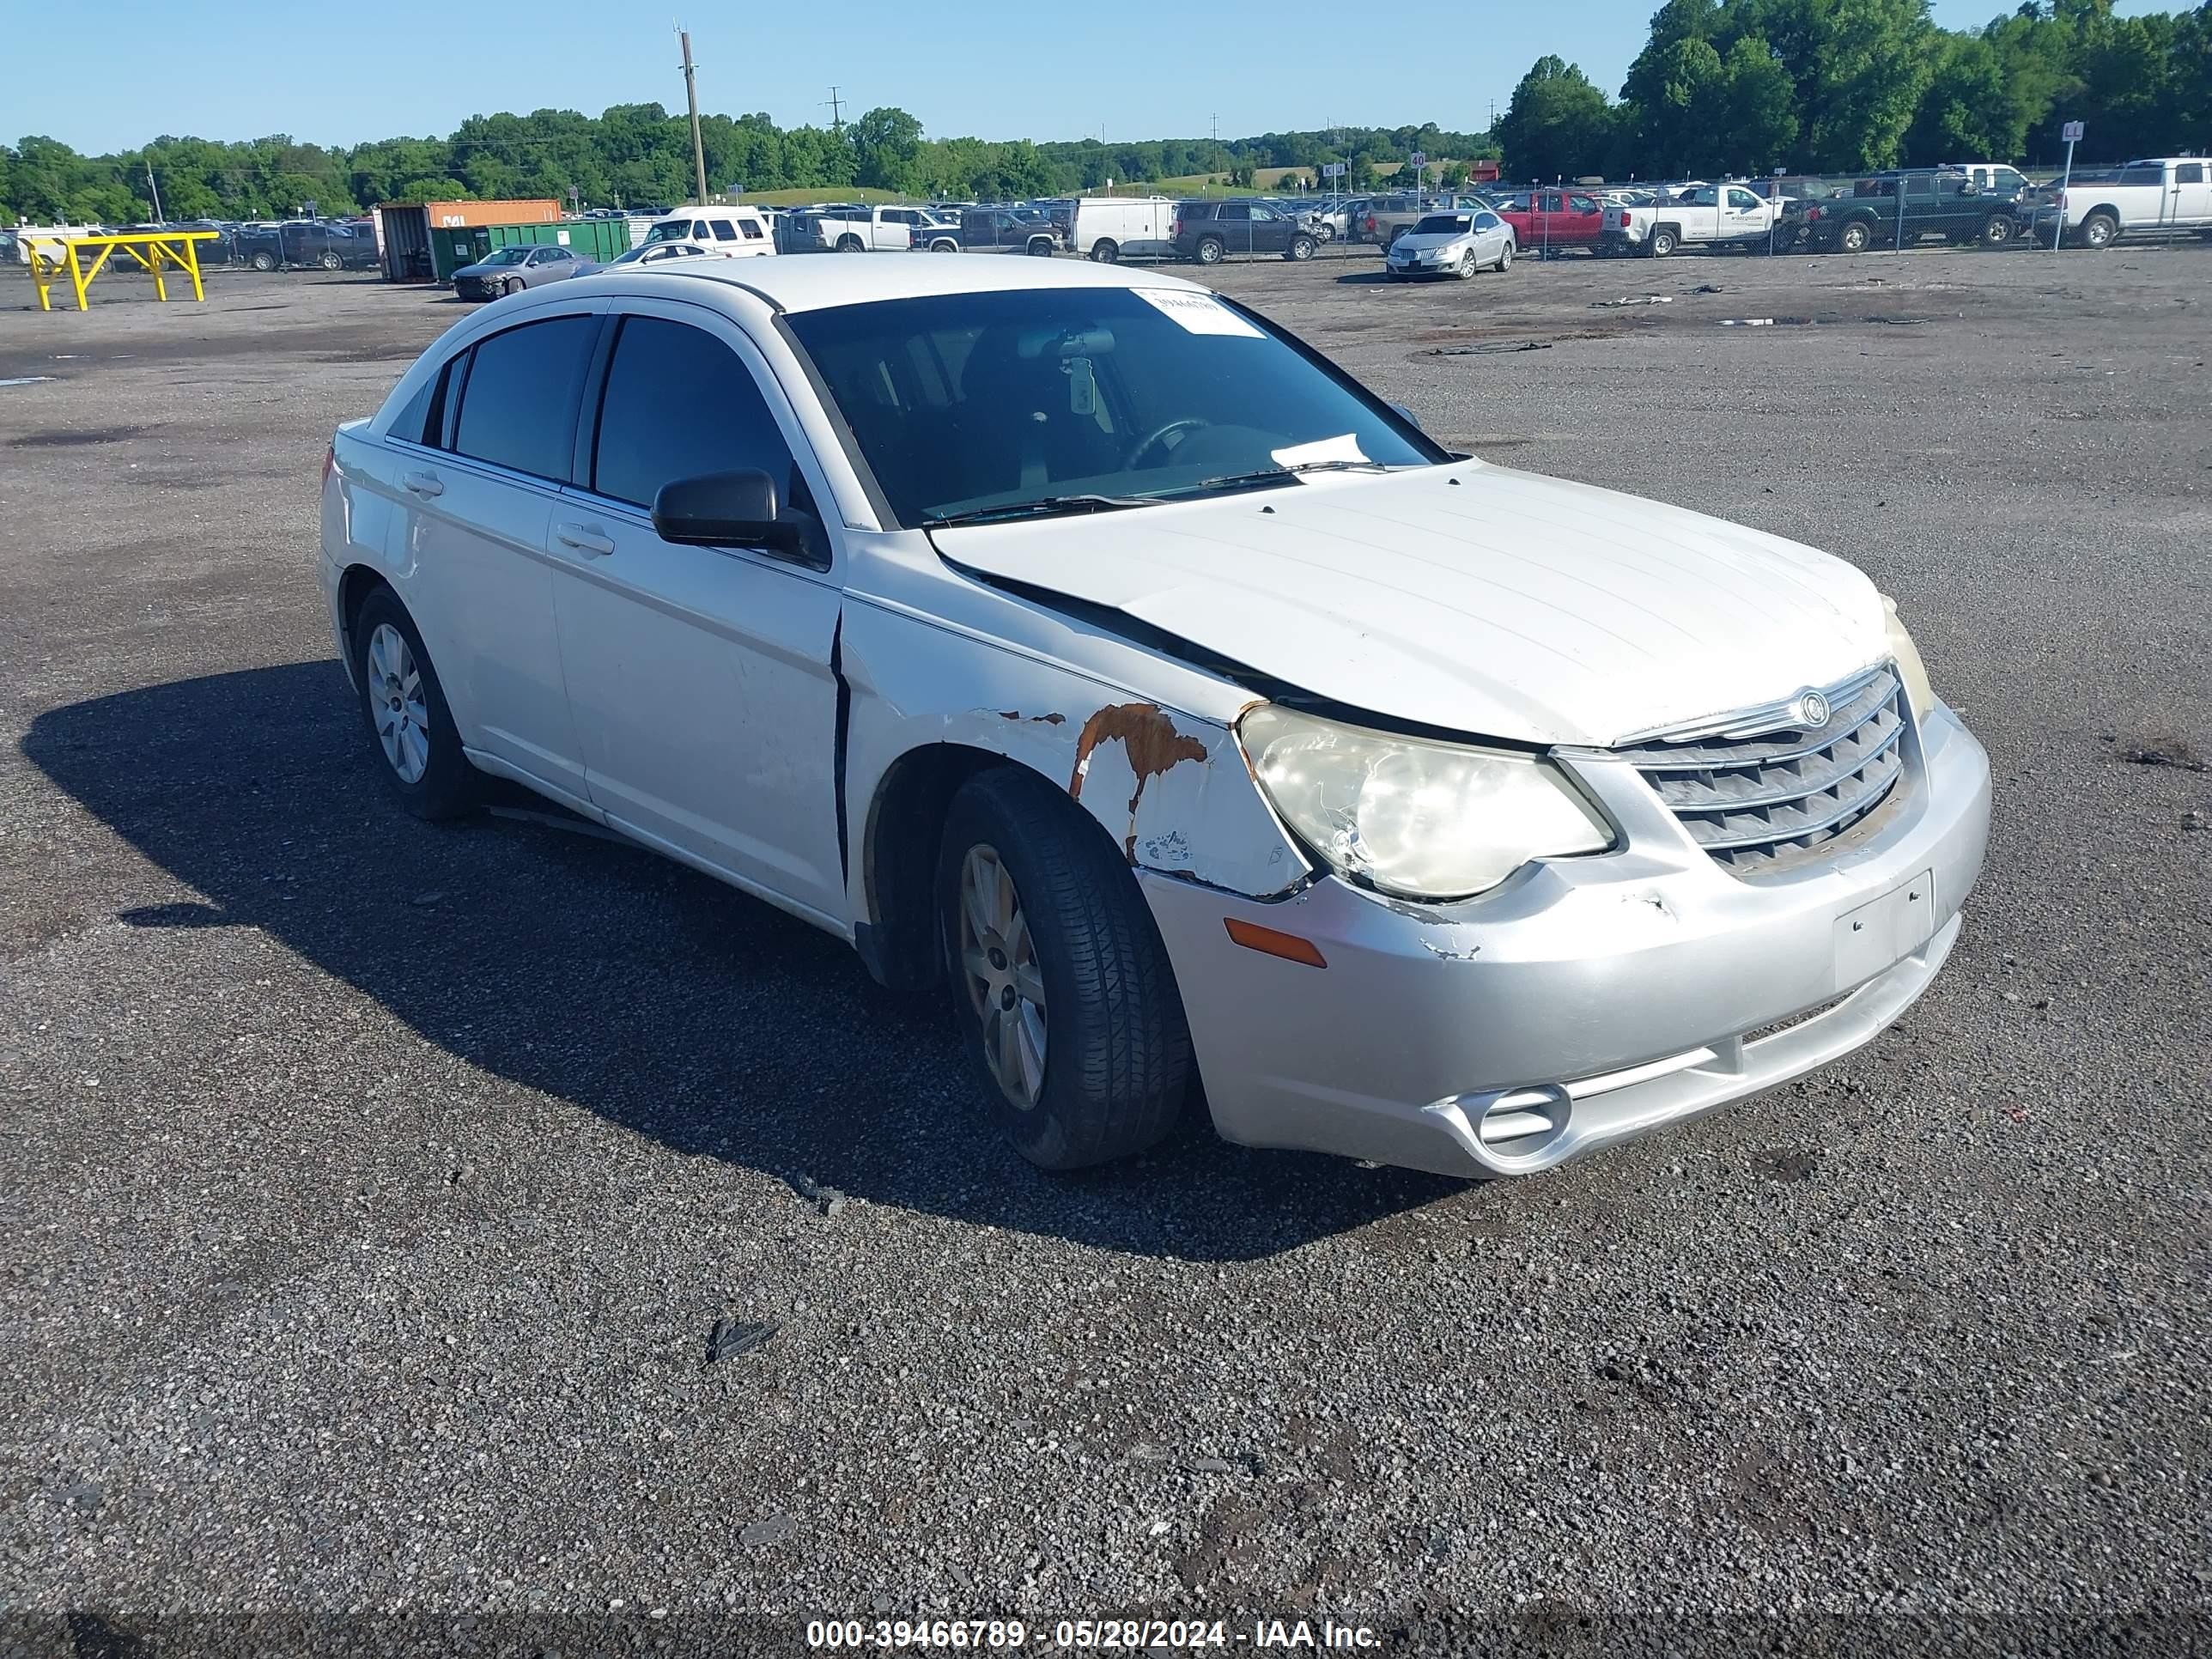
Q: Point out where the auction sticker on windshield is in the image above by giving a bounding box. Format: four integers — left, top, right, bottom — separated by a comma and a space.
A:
1133, 288, 1264, 337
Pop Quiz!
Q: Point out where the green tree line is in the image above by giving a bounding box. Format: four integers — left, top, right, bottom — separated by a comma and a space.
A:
1496, 0, 2212, 183
0, 108, 1492, 226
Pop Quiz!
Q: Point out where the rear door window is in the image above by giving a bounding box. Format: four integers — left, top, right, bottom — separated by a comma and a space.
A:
2175, 163, 2205, 185
451, 313, 599, 483
710, 219, 738, 240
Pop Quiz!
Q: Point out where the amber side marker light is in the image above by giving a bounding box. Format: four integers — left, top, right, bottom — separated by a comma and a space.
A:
1223, 918, 1328, 969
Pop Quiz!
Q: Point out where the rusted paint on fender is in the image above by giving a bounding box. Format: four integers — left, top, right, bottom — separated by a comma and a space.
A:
1066, 702, 1208, 861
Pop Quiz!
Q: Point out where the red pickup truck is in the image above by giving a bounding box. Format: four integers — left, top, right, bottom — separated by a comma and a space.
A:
1492, 189, 1607, 253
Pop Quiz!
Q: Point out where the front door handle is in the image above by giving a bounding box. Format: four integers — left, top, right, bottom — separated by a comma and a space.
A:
403, 470, 444, 498
554, 521, 616, 557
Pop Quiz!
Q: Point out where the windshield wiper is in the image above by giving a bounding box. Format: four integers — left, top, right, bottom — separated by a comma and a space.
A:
1179, 459, 1399, 496
921, 494, 1160, 528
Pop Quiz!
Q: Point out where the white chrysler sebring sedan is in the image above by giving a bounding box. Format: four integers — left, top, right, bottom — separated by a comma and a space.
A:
319, 257, 1990, 1177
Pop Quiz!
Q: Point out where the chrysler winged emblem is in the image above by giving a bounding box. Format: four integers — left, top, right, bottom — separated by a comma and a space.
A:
1794, 690, 1832, 730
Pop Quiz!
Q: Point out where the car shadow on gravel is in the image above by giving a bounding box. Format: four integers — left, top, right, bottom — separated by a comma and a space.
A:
24, 662, 1462, 1261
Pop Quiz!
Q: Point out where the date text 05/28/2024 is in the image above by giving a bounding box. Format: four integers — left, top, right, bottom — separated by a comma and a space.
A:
804, 1618, 1383, 1649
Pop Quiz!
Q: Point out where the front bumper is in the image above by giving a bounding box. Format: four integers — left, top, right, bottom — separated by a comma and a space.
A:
1142, 702, 1991, 1178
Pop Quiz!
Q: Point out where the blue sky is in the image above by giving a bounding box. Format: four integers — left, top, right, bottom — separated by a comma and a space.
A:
8, 0, 2095, 154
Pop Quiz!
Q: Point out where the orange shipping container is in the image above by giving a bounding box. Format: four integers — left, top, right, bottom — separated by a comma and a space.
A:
372, 199, 562, 282
417, 198, 559, 228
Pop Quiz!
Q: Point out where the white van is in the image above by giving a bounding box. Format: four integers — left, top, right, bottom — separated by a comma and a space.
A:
1066, 197, 1178, 263
634, 205, 776, 258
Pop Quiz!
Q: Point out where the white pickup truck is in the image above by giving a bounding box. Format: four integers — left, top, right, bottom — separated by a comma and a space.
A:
809, 205, 918, 252
2020, 157, 2212, 248
1601, 183, 1786, 256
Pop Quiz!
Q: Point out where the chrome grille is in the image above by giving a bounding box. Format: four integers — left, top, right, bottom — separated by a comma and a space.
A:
1615, 665, 1909, 875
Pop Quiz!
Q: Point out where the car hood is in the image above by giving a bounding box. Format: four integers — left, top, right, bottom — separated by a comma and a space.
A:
932, 459, 1888, 748
452, 264, 516, 281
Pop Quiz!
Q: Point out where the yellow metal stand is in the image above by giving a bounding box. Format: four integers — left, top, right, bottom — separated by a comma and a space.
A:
26, 229, 218, 312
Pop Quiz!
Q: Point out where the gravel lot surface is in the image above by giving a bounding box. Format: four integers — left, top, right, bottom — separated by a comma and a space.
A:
2, 245, 2207, 1656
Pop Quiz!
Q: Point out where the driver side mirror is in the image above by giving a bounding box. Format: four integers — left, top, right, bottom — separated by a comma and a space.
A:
652, 469, 803, 556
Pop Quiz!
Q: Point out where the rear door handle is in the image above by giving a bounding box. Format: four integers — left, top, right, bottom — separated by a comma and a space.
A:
554, 521, 615, 557
403, 470, 444, 498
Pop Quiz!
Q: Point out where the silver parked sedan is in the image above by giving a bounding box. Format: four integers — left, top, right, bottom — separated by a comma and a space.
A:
1385, 209, 1516, 280
452, 244, 592, 301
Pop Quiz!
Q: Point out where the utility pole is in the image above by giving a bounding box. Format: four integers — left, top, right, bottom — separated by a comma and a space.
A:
678, 28, 709, 206
825, 87, 845, 135
145, 159, 165, 224
1212, 113, 1221, 179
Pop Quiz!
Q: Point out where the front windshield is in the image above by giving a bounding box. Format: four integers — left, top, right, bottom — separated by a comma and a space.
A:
479, 247, 529, 265
641, 220, 696, 245
785, 285, 1440, 526
1412, 215, 1471, 235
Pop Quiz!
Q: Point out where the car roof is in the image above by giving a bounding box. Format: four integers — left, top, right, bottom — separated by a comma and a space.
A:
592, 251, 1207, 314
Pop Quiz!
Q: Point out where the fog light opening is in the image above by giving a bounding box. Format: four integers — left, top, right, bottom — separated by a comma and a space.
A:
1477, 1085, 1572, 1154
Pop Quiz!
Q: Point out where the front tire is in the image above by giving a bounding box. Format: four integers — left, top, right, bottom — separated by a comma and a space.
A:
250, 251, 276, 272
1286, 233, 1317, 261
502, 276, 524, 295
938, 768, 1193, 1170
352, 586, 480, 822
1980, 215, 2014, 247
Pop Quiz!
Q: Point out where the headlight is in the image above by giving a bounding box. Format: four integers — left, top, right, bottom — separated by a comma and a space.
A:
1880, 594, 1937, 722
1237, 705, 1614, 901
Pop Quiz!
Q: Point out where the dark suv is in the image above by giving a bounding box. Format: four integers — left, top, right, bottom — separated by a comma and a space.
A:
1170, 199, 1321, 264
1800, 169, 2022, 252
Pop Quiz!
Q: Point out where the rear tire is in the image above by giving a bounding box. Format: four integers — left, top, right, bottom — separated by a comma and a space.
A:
319, 250, 342, 270
1838, 221, 1871, 254
1195, 236, 1224, 264
1496, 240, 1515, 272
1648, 227, 1677, 258
937, 768, 1193, 1170
2079, 212, 2118, 249
1089, 239, 1120, 263
351, 586, 481, 823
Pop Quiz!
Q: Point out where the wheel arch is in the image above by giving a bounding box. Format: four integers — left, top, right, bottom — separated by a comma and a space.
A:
336, 562, 392, 679
837, 604, 1309, 989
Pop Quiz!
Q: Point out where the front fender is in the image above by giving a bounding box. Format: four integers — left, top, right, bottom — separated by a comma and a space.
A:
838, 597, 1308, 903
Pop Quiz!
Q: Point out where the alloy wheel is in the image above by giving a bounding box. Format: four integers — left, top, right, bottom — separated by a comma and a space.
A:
958, 843, 1048, 1109
366, 623, 431, 784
